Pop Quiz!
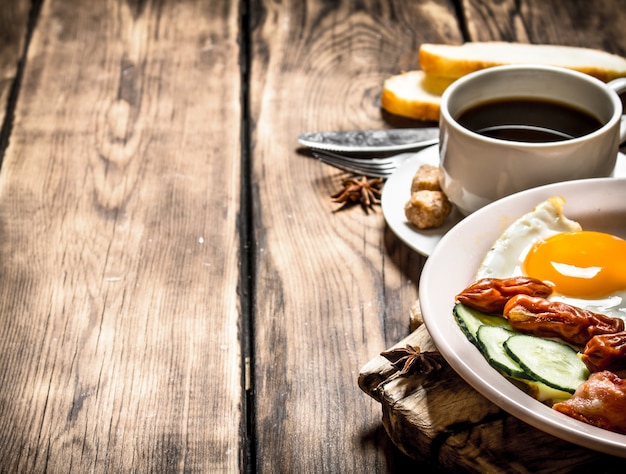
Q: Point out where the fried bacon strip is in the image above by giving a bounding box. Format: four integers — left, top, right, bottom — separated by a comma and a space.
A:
503, 295, 624, 346
582, 332, 626, 373
456, 276, 553, 314
553, 371, 626, 435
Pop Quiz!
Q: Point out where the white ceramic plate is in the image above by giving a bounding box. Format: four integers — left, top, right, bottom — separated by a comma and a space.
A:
382, 145, 626, 256
419, 177, 626, 457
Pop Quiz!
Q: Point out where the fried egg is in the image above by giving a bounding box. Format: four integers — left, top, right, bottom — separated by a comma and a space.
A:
476, 196, 626, 322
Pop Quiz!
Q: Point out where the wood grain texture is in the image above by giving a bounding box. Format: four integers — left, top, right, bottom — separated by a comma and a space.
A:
247, 0, 460, 471
3, 0, 626, 472
0, 0, 30, 127
0, 0, 242, 471
463, 0, 626, 53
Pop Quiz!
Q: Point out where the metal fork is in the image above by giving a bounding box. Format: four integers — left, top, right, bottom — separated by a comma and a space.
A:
312, 149, 417, 178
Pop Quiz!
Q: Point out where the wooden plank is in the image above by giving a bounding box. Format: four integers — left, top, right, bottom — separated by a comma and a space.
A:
463, 0, 626, 52
0, 0, 242, 471
248, 0, 462, 471
0, 0, 30, 127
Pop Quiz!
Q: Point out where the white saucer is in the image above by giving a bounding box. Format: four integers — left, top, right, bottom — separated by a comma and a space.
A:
381, 145, 626, 256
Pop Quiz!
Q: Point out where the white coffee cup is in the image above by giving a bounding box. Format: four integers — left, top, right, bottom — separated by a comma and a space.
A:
438, 64, 626, 215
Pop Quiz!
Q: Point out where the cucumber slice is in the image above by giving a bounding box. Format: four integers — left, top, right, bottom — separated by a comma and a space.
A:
453, 303, 511, 346
476, 325, 527, 379
504, 334, 589, 394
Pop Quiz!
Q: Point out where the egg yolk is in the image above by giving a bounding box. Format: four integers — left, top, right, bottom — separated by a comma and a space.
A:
523, 231, 626, 298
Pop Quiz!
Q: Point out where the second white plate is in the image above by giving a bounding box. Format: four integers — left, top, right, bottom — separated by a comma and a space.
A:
381, 145, 626, 256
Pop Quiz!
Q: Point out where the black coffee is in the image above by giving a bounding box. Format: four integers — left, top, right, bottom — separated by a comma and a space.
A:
456, 98, 603, 142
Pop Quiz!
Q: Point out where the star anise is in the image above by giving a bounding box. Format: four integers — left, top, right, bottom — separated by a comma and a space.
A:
331, 176, 383, 210
381, 344, 445, 377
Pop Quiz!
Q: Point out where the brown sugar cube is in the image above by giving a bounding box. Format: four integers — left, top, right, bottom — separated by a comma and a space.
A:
404, 190, 452, 229
410, 164, 442, 192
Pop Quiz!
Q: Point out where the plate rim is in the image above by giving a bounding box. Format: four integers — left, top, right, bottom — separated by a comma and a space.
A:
418, 177, 626, 457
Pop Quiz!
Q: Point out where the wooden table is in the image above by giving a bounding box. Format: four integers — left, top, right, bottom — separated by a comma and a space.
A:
1, 1, 625, 472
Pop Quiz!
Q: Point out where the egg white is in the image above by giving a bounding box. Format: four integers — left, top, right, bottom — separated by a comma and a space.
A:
476, 196, 626, 323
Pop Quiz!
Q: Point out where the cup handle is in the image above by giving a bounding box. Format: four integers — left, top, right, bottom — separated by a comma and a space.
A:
608, 77, 626, 144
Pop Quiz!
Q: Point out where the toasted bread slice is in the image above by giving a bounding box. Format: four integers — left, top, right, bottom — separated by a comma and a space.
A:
382, 42, 626, 120
381, 70, 453, 121
419, 42, 626, 82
